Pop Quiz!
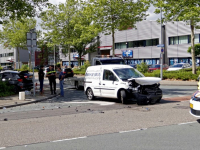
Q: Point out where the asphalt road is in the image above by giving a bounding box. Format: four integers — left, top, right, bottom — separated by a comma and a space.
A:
5, 121, 200, 150
0, 84, 198, 149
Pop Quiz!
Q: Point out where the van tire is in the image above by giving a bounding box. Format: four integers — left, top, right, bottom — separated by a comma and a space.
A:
86, 88, 95, 100
120, 90, 127, 104
75, 82, 79, 90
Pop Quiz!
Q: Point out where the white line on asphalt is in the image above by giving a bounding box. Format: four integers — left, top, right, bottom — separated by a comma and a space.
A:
65, 101, 115, 106
0, 147, 6, 149
52, 136, 87, 143
178, 121, 197, 125
119, 128, 147, 133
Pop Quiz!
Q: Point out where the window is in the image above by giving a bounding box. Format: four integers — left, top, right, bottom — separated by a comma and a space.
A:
195, 34, 199, 43
169, 37, 173, 45
103, 70, 118, 81
96, 61, 101, 65
179, 36, 188, 44
116, 43, 120, 49
146, 39, 152, 46
128, 41, 133, 48
121, 42, 127, 49
152, 39, 159, 46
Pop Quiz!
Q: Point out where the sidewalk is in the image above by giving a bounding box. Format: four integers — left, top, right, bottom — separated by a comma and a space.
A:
0, 84, 58, 109
0, 79, 198, 109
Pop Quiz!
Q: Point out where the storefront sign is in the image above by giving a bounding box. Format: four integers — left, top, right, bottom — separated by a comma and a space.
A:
122, 50, 133, 58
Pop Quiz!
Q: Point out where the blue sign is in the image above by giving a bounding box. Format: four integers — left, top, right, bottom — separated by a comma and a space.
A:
122, 50, 133, 58
157, 44, 164, 47
161, 48, 164, 53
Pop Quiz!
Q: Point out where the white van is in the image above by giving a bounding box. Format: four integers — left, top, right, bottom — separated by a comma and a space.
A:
84, 65, 162, 105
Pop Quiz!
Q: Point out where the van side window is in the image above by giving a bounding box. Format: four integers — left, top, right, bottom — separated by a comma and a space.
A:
96, 61, 101, 65
103, 70, 118, 81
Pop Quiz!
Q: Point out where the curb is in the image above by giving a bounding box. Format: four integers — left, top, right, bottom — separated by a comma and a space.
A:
0, 94, 58, 109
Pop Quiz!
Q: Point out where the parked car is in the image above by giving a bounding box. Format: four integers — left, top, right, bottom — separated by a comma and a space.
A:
148, 64, 169, 72
63, 68, 74, 78
167, 63, 191, 71
34, 65, 40, 70
0, 70, 33, 93
2, 66, 14, 71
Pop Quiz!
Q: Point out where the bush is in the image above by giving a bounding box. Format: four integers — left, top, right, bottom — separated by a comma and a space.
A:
0, 81, 15, 97
144, 69, 200, 81
73, 61, 91, 75
137, 62, 148, 73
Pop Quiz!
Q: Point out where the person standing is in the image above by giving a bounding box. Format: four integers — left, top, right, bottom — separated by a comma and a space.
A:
46, 65, 57, 95
58, 67, 65, 97
38, 65, 44, 95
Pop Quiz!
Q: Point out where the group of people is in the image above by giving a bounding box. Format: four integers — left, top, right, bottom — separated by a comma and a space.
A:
38, 65, 65, 97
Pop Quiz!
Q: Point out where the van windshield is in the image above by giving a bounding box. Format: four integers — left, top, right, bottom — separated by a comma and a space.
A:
113, 68, 144, 81
100, 59, 125, 65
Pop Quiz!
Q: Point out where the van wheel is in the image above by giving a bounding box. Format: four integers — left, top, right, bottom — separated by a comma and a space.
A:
120, 90, 127, 104
75, 82, 79, 90
86, 88, 95, 100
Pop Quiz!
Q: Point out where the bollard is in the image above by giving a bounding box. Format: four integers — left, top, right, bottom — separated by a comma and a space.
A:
19, 92, 25, 100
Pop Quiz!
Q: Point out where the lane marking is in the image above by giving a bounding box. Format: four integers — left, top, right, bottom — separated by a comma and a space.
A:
52, 136, 87, 143
119, 128, 147, 133
0, 147, 6, 149
65, 101, 115, 106
178, 121, 196, 125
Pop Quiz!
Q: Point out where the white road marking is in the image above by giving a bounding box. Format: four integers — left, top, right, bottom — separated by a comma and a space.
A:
0, 147, 6, 149
119, 128, 147, 133
65, 101, 115, 106
178, 121, 196, 125
52, 136, 87, 143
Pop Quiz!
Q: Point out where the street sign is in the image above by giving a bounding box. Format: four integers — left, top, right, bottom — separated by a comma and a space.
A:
161, 48, 164, 53
157, 44, 164, 47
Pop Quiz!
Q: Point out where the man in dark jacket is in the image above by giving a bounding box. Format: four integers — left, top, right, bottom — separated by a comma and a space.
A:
38, 65, 44, 95
46, 65, 57, 95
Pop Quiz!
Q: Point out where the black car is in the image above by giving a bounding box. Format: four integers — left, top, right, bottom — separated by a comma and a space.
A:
2, 66, 14, 71
63, 68, 74, 78
0, 70, 33, 93
34, 65, 40, 70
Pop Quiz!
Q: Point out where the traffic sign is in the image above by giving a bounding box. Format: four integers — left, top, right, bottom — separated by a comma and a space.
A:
157, 44, 164, 47
161, 48, 164, 53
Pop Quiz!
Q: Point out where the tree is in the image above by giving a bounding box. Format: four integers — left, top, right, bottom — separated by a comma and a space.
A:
41, 0, 101, 67
153, 0, 200, 74
0, 18, 36, 69
0, 0, 50, 22
85, 0, 150, 56
188, 44, 200, 56
41, 0, 79, 68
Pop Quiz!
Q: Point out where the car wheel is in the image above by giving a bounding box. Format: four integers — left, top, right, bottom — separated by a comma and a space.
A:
75, 82, 79, 90
120, 90, 127, 104
156, 97, 162, 103
86, 88, 95, 100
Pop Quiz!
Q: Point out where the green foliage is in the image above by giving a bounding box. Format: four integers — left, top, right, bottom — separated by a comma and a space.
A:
73, 60, 91, 75
0, 81, 15, 97
144, 69, 200, 81
137, 62, 148, 73
87, 0, 150, 55
153, 0, 200, 74
0, 66, 2, 70
0, 0, 50, 21
20, 64, 29, 71
188, 44, 200, 56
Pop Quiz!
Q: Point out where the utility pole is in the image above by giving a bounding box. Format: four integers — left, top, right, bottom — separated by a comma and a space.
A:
160, 7, 163, 80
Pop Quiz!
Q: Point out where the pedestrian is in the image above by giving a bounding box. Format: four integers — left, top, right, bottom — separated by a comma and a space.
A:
38, 65, 44, 95
46, 65, 57, 95
58, 67, 65, 97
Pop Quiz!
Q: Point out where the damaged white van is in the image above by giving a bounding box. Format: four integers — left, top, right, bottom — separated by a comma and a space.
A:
84, 65, 162, 105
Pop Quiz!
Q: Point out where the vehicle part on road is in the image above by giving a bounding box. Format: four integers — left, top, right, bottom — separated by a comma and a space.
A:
86, 88, 95, 100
